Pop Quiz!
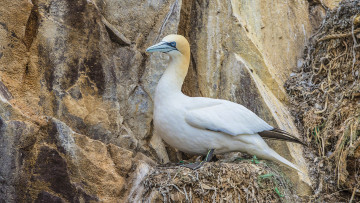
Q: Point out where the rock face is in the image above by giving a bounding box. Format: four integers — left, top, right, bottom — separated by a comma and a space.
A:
0, 0, 341, 201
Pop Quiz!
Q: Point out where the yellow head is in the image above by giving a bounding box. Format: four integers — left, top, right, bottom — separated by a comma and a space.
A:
146, 34, 190, 59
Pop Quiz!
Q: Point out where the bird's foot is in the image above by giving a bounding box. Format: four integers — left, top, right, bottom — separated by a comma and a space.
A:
180, 149, 215, 170
181, 161, 205, 170
204, 149, 215, 162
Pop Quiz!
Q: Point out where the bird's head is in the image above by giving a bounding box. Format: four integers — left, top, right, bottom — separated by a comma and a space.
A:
146, 34, 190, 59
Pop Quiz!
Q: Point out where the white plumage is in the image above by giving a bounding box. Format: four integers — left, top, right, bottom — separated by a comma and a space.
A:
147, 34, 304, 173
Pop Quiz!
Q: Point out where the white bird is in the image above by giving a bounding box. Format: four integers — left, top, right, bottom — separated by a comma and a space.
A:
146, 34, 304, 172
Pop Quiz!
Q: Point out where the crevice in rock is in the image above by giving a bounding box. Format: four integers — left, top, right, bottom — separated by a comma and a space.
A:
145, 119, 159, 161
155, 0, 180, 43
177, 0, 193, 38
25, 63, 30, 75
0, 81, 13, 100
24, 0, 40, 51
138, 52, 148, 85
84, 52, 106, 95
0, 22, 8, 31
102, 17, 131, 47
178, 0, 201, 97
190, 52, 198, 75
308, 0, 327, 32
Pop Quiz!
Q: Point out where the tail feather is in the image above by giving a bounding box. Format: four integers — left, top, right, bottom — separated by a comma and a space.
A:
258, 128, 305, 145
238, 134, 304, 174
266, 148, 304, 174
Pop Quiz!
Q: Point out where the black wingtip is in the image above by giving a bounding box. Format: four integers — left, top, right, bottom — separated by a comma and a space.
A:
258, 128, 306, 145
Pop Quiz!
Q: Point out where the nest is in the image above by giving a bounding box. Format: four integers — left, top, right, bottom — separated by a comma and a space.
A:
285, 0, 360, 201
142, 160, 298, 202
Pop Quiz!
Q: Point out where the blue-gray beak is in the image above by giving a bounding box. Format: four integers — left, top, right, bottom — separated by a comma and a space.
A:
146, 41, 177, 53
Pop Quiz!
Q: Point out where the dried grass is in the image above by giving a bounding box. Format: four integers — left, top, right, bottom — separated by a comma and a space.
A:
142, 159, 298, 202
285, 0, 360, 201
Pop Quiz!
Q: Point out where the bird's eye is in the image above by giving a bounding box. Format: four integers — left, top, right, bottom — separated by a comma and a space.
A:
170, 42, 176, 47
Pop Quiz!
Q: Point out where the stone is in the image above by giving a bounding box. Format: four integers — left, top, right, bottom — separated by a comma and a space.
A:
0, 101, 157, 202
108, 143, 134, 176
0, 118, 38, 202
322, 0, 342, 9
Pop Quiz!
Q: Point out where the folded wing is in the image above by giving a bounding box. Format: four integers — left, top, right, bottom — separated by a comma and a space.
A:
185, 99, 273, 136
185, 99, 304, 144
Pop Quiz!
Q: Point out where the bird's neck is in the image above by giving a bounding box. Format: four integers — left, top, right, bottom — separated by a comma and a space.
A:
156, 54, 190, 94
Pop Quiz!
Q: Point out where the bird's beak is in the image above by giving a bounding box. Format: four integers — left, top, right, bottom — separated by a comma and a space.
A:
146, 41, 176, 53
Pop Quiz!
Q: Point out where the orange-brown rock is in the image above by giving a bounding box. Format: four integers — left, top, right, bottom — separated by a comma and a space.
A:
0, 0, 343, 201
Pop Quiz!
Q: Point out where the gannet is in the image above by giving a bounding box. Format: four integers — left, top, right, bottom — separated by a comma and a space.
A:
146, 34, 305, 172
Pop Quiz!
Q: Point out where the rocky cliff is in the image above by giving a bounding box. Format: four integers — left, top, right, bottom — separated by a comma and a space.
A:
0, 0, 342, 202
